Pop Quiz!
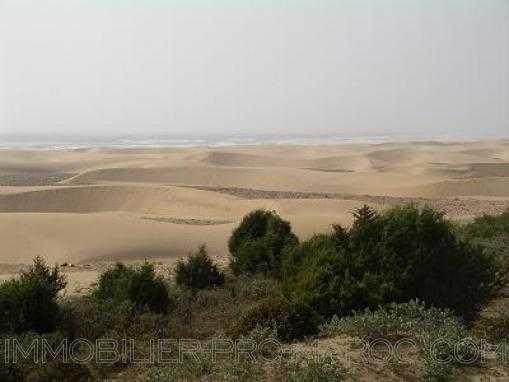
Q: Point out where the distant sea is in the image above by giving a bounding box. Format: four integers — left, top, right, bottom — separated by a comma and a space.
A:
0, 132, 503, 150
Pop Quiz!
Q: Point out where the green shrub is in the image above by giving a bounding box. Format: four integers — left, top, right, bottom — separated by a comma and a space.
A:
0, 333, 93, 382
236, 324, 282, 361
58, 296, 173, 371
175, 245, 225, 291
225, 274, 283, 302
283, 205, 503, 319
232, 297, 321, 342
128, 263, 170, 314
462, 209, 509, 239
473, 315, 509, 344
163, 273, 285, 341
145, 326, 276, 381
93, 262, 134, 303
0, 257, 66, 334
320, 300, 466, 342
229, 209, 298, 276
58, 297, 135, 340
94, 262, 171, 314
285, 357, 345, 382
146, 353, 216, 381
218, 358, 266, 382
321, 301, 476, 381
146, 353, 267, 382
459, 209, 509, 260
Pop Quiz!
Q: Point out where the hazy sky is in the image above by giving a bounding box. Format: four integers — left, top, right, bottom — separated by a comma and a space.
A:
0, 0, 508, 138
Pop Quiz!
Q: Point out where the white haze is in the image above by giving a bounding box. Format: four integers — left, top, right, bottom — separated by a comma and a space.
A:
0, 0, 508, 141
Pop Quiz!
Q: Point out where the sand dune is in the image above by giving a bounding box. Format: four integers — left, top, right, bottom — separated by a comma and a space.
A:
458, 148, 505, 158
0, 184, 380, 222
0, 140, 508, 276
202, 151, 373, 172
0, 199, 376, 266
0, 212, 233, 265
65, 165, 439, 196
0, 185, 241, 216
65, 166, 361, 193
367, 148, 428, 166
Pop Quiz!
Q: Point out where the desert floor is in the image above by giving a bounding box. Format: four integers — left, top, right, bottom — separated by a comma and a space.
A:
1, 140, 508, 293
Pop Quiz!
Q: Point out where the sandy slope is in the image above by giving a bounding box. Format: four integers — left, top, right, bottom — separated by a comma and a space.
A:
0, 188, 374, 263
0, 140, 508, 285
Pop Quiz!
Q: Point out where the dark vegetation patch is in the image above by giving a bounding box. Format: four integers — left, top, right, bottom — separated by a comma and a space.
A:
142, 216, 232, 225
183, 185, 509, 217
230, 297, 320, 342
302, 167, 354, 173
469, 163, 509, 178
473, 314, 509, 344
0, 173, 75, 186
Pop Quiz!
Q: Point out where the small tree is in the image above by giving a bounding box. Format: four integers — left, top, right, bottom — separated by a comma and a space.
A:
229, 209, 298, 276
175, 245, 225, 292
0, 257, 66, 334
94, 262, 170, 314
129, 263, 171, 314
94, 262, 135, 303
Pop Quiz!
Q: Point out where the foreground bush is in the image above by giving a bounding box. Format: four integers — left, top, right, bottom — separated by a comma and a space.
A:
460, 208, 509, 260
0, 333, 93, 382
175, 245, 225, 291
232, 297, 320, 342
58, 297, 135, 340
94, 262, 170, 314
229, 209, 298, 276
2, 297, 174, 381
0, 257, 66, 334
284, 358, 345, 382
321, 300, 476, 381
321, 300, 466, 341
462, 208, 509, 239
283, 205, 503, 319
473, 314, 509, 344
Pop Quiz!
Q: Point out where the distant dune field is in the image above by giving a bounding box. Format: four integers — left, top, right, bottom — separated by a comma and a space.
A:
1, 140, 508, 292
